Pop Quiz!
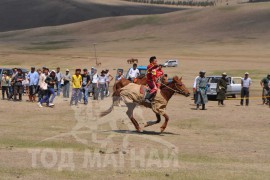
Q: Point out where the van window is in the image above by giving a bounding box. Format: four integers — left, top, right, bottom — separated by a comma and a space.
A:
140, 70, 147, 75
0, 69, 2, 75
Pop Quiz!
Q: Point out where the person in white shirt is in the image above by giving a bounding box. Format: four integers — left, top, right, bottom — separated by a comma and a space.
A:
105, 69, 114, 97
116, 70, 124, 82
240, 72, 252, 106
91, 69, 99, 100
98, 70, 107, 100
193, 76, 199, 104
128, 63, 140, 82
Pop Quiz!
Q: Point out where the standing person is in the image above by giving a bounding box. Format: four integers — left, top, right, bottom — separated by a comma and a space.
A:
81, 69, 91, 105
115, 70, 124, 82
216, 72, 228, 106
88, 67, 95, 97
23, 73, 30, 97
193, 75, 199, 104
56, 67, 63, 96
196, 70, 208, 110
13, 69, 25, 101
38, 70, 57, 107
62, 69, 71, 98
91, 69, 99, 100
46, 70, 58, 105
98, 70, 107, 100
128, 63, 140, 82
260, 74, 270, 105
27, 67, 39, 102
37, 68, 49, 107
145, 56, 159, 103
241, 72, 252, 106
1, 72, 10, 100
105, 69, 114, 97
9, 68, 18, 100
70, 69, 82, 106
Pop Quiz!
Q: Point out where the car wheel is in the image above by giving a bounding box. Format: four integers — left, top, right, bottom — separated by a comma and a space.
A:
207, 95, 217, 100
232, 94, 236, 98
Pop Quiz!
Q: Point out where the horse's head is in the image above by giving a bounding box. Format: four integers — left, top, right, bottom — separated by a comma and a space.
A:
172, 76, 190, 97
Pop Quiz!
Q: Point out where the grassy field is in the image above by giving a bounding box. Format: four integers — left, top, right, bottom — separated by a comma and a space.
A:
0, 1, 270, 180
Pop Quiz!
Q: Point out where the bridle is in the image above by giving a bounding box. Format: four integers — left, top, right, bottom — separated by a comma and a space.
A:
160, 80, 185, 94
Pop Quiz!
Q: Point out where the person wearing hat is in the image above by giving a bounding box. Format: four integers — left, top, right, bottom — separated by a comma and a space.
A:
70, 69, 82, 106
1, 72, 10, 100
27, 67, 39, 102
80, 68, 91, 105
240, 72, 252, 106
62, 69, 71, 98
195, 70, 208, 110
260, 73, 270, 105
216, 72, 228, 106
12, 68, 25, 101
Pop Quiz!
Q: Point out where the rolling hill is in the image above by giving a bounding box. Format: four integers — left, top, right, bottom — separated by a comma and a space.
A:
0, 0, 184, 32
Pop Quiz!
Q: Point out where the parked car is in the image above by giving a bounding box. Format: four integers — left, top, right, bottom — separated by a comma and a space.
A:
206, 76, 242, 98
125, 66, 147, 79
163, 60, 178, 67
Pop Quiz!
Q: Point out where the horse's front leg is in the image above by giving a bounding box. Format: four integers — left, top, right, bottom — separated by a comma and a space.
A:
144, 113, 161, 127
160, 113, 169, 133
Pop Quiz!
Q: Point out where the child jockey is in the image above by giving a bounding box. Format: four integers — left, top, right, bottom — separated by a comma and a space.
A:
145, 56, 159, 103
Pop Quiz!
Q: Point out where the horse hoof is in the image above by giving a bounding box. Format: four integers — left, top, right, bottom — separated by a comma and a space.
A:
144, 121, 156, 127
160, 127, 165, 133
137, 128, 143, 133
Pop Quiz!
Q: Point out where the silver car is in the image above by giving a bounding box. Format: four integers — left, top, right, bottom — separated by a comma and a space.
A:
206, 76, 242, 98
163, 60, 178, 67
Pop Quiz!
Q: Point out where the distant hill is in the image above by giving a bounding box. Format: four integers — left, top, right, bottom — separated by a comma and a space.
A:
0, 0, 184, 32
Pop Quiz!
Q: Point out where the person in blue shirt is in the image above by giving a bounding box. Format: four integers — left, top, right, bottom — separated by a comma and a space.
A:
27, 67, 39, 102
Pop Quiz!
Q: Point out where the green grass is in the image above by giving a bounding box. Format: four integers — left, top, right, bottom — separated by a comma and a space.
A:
0, 138, 94, 151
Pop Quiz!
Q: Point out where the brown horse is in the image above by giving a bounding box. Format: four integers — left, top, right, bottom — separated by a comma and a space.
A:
113, 76, 147, 96
100, 76, 190, 133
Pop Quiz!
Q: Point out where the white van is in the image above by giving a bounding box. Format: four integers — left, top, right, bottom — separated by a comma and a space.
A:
163, 60, 178, 67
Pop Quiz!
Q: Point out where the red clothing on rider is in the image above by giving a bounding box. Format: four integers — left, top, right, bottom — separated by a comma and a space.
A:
147, 63, 159, 94
147, 63, 158, 82
153, 68, 164, 88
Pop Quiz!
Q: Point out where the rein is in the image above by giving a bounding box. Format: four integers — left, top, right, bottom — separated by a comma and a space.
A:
160, 81, 183, 94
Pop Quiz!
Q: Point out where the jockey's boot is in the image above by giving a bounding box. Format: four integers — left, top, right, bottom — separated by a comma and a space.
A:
145, 92, 153, 104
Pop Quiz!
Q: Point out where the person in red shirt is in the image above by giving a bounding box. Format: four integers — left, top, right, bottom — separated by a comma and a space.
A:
145, 56, 159, 103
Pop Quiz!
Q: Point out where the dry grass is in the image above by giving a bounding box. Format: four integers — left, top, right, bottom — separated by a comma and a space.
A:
0, 2, 270, 179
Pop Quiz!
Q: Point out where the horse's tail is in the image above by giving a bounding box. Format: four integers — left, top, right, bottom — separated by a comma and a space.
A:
99, 102, 114, 118
99, 95, 121, 118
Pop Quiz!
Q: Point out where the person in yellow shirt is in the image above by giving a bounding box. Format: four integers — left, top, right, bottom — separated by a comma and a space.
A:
70, 69, 82, 106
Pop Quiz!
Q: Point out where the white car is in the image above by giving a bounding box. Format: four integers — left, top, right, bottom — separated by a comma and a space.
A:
163, 60, 178, 67
206, 76, 242, 98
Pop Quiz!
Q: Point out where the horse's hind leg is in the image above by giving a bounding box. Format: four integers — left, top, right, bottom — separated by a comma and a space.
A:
126, 103, 142, 132
145, 113, 161, 127
160, 113, 169, 133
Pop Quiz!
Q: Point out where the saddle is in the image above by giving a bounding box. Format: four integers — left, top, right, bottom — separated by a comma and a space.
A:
140, 85, 150, 100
